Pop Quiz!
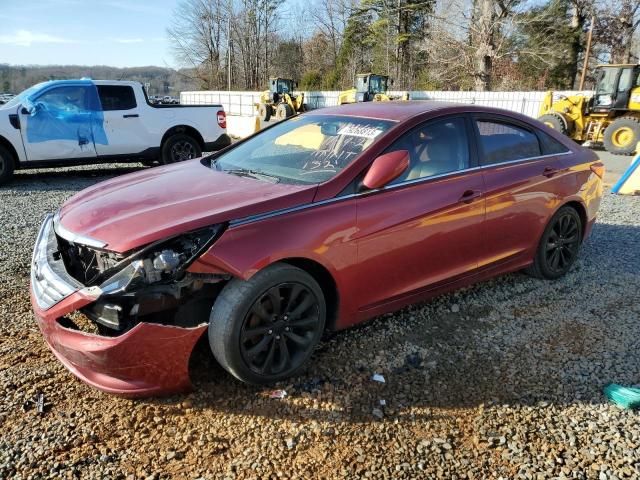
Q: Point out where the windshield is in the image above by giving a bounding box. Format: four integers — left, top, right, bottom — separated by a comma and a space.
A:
594, 68, 619, 106
369, 76, 388, 94
214, 115, 395, 185
277, 79, 293, 93
2, 83, 46, 109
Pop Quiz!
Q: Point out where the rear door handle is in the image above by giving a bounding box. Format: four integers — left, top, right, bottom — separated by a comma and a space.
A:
123, 114, 139, 118
459, 189, 482, 204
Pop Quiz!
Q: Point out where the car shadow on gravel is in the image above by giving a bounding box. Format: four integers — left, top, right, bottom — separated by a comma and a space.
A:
145, 221, 638, 426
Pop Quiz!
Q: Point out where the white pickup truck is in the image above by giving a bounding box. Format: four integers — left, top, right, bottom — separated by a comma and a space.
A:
0, 79, 230, 184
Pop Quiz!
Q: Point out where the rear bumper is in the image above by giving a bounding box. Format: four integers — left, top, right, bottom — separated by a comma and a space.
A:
30, 215, 207, 397
204, 133, 232, 152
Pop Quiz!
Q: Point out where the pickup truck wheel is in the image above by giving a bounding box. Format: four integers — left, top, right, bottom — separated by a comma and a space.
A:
209, 263, 326, 385
0, 145, 15, 185
161, 134, 202, 164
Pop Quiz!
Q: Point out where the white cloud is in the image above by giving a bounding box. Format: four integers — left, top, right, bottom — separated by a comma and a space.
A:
0, 30, 71, 47
112, 38, 144, 44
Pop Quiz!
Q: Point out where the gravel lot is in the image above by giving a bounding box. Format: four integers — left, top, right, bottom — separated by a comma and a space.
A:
1, 163, 639, 479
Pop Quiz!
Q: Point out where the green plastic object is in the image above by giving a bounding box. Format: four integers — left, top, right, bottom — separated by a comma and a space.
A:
603, 384, 640, 409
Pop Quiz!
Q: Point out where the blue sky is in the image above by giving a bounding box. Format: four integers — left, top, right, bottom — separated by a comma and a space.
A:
0, 0, 178, 67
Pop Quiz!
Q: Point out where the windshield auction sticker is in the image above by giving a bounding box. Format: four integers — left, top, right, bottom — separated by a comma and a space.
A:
337, 125, 383, 139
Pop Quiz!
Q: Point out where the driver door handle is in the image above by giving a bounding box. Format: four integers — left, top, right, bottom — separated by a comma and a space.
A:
459, 189, 482, 204
123, 114, 139, 118
543, 166, 559, 177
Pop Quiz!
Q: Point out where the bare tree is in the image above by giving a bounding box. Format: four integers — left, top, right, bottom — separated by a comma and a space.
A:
596, 0, 640, 63
167, 0, 228, 89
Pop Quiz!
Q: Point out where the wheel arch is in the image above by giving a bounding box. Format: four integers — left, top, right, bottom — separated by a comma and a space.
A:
558, 199, 588, 239
161, 125, 205, 150
0, 135, 19, 169
277, 257, 340, 332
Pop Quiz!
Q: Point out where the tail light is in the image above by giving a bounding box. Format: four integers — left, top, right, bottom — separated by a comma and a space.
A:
590, 162, 605, 179
217, 111, 227, 129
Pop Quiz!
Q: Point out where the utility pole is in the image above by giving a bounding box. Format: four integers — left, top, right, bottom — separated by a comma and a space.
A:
579, 15, 595, 91
227, 16, 232, 91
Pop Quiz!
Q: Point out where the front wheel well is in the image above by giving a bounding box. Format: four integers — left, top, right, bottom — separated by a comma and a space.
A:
279, 258, 339, 332
161, 125, 205, 150
0, 136, 19, 169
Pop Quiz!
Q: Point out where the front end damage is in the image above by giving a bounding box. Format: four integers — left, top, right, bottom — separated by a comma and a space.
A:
30, 214, 228, 397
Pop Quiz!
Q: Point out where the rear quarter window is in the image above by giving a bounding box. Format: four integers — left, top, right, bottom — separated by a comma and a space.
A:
476, 120, 541, 165
97, 85, 137, 111
537, 130, 571, 155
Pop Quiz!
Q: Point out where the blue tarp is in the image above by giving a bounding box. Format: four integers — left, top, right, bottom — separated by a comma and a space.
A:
23, 80, 108, 146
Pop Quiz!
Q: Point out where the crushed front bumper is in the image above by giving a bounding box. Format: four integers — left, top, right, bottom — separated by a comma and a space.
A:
30, 215, 207, 397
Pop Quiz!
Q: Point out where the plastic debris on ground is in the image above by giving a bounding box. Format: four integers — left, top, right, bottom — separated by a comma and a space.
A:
22, 391, 48, 415
372, 408, 384, 419
371, 373, 386, 383
268, 389, 287, 399
379, 399, 386, 406
603, 383, 640, 409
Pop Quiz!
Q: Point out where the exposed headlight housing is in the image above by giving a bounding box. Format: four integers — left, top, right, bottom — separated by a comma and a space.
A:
98, 225, 224, 295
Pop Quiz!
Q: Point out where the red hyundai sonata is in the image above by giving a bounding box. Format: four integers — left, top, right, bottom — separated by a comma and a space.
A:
30, 101, 604, 396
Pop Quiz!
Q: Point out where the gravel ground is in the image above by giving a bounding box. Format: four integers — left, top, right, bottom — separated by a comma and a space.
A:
1, 163, 639, 479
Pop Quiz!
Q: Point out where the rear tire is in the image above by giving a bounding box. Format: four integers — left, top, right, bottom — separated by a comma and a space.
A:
258, 103, 271, 122
160, 133, 202, 165
603, 116, 640, 155
526, 206, 582, 280
275, 103, 293, 121
0, 145, 15, 185
538, 113, 569, 135
209, 263, 326, 385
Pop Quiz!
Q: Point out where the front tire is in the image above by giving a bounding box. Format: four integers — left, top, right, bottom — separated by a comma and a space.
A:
603, 116, 640, 155
0, 145, 15, 185
275, 103, 293, 121
160, 133, 202, 164
526, 206, 582, 280
209, 263, 326, 385
538, 113, 569, 135
258, 103, 271, 122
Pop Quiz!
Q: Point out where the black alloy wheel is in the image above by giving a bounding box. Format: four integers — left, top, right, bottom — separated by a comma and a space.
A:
240, 282, 320, 376
526, 205, 582, 279
544, 210, 581, 275
209, 263, 326, 384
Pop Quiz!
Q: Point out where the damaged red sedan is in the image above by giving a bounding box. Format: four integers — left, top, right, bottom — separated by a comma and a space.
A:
31, 101, 604, 396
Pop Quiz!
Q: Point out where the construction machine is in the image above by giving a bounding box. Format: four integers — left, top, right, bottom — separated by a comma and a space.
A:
338, 73, 409, 105
256, 78, 305, 121
539, 64, 640, 155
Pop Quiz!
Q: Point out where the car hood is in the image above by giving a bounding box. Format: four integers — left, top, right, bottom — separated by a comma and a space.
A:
57, 159, 316, 252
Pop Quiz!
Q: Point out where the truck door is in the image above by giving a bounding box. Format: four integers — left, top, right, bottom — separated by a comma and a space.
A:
19, 84, 100, 161
95, 85, 151, 156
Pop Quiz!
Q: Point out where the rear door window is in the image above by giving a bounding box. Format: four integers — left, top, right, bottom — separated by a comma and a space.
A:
475, 120, 541, 165
97, 85, 137, 111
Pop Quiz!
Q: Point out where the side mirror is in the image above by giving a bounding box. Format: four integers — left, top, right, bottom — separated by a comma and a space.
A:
362, 150, 410, 190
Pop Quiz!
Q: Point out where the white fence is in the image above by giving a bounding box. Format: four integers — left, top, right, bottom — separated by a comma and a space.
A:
180, 90, 591, 119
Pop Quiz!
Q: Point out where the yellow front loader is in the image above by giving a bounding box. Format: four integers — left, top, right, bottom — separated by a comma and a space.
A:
539, 64, 640, 155
256, 78, 305, 121
338, 73, 409, 105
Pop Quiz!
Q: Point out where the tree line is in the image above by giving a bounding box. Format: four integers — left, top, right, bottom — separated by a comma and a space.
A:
168, 0, 640, 92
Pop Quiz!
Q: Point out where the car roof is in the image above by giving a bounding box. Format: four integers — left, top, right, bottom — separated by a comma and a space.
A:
311, 100, 476, 122
311, 100, 535, 123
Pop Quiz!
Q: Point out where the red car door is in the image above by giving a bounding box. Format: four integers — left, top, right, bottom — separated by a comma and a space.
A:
472, 115, 575, 271
353, 116, 486, 315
